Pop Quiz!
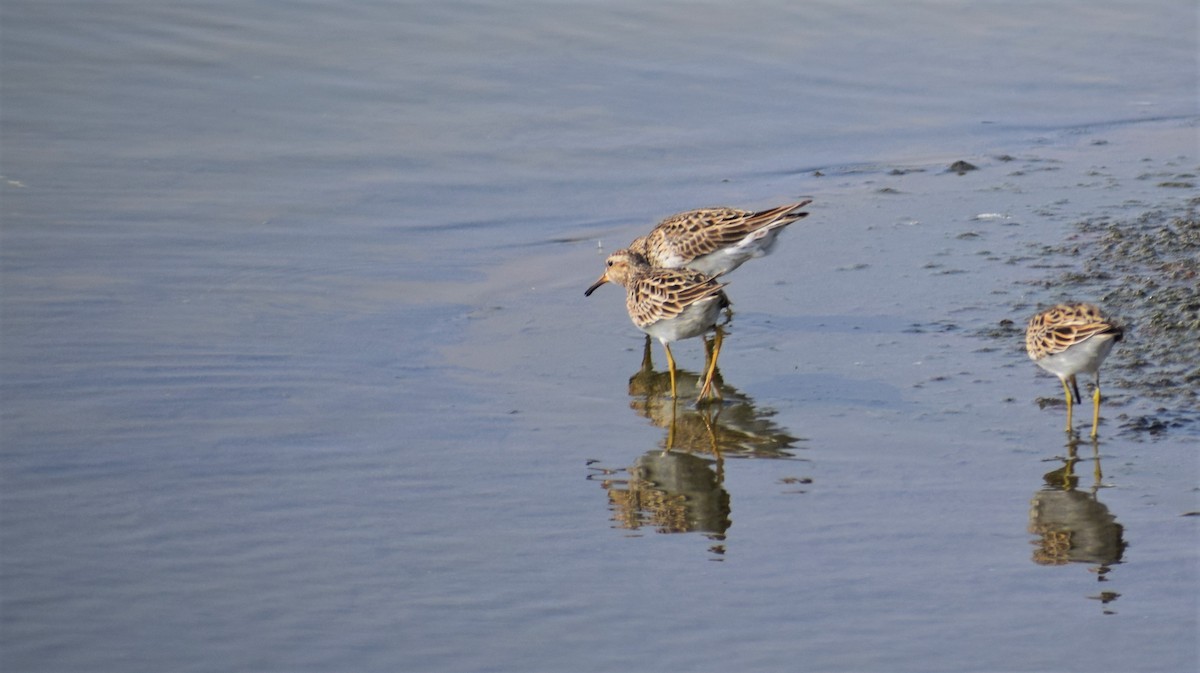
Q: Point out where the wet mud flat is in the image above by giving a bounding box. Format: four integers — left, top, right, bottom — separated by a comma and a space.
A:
990, 194, 1200, 436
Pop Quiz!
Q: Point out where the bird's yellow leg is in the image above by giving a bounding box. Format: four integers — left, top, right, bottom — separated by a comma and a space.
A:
663, 343, 678, 399
698, 327, 723, 402
710, 327, 723, 399
1090, 381, 1102, 439
1061, 378, 1074, 434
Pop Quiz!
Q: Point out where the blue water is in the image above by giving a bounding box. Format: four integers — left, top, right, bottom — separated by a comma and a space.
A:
3, 1, 1197, 671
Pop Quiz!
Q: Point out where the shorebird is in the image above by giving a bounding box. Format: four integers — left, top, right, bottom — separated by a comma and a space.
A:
1026, 303, 1124, 437
586, 249, 729, 401
627, 201, 812, 277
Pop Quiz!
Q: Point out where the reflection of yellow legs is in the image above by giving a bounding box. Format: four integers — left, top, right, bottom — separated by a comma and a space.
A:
1050, 436, 1104, 491
663, 397, 724, 480
698, 405, 724, 464
697, 327, 723, 402
700, 408, 725, 481
665, 397, 678, 451
1060, 437, 1081, 490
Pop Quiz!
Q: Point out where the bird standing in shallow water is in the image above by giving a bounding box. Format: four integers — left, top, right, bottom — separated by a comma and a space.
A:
586, 249, 729, 402
627, 201, 812, 277
1026, 303, 1124, 438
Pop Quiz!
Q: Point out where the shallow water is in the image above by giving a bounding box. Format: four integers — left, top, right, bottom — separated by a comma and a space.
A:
2, 1, 1198, 671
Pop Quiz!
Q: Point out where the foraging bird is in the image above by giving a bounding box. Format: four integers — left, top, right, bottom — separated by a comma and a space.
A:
1026, 303, 1124, 438
586, 249, 729, 401
627, 201, 812, 277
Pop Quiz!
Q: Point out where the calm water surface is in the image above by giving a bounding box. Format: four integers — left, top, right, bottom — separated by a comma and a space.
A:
2, 1, 1197, 671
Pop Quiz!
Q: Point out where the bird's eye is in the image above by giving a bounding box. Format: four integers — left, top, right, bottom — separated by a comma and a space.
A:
607, 260, 614, 267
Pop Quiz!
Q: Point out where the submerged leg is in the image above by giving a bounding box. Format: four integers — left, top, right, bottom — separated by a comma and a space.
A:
663, 342, 678, 399
698, 327, 724, 401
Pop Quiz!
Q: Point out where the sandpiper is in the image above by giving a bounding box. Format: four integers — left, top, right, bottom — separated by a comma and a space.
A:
1026, 302, 1124, 437
586, 249, 729, 401
626, 201, 811, 277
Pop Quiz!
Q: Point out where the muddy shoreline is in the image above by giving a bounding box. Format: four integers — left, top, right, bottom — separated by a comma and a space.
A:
988, 194, 1200, 436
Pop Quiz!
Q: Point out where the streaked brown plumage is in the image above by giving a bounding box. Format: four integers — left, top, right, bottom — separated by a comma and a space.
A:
627, 201, 811, 277
1026, 303, 1124, 437
586, 249, 729, 401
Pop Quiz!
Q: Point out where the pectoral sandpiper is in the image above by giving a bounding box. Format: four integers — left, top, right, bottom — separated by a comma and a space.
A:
586, 250, 729, 401
1026, 303, 1124, 438
628, 200, 811, 277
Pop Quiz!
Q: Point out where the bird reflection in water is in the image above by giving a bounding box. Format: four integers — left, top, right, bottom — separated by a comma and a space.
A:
588, 338, 805, 557
606, 449, 732, 546
1028, 436, 1126, 613
626, 337, 802, 458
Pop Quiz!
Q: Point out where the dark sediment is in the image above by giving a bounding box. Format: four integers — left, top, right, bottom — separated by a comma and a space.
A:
1003, 196, 1200, 436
